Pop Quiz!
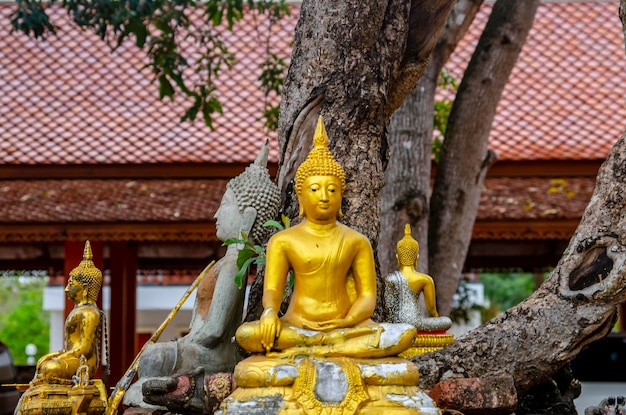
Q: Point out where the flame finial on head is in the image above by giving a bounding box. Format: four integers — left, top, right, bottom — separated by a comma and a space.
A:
295, 116, 346, 195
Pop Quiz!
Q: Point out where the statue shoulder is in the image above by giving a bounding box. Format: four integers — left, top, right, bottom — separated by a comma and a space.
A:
339, 224, 373, 247
68, 305, 100, 326
79, 305, 101, 319
403, 270, 435, 291
267, 226, 298, 248
414, 271, 434, 281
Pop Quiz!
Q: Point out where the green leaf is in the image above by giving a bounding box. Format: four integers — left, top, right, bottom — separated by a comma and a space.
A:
263, 219, 284, 231
281, 214, 291, 228
222, 237, 248, 246
252, 244, 265, 255
134, 22, 148, 48
236, 248, 255, 269
158, 75, 174, 100
181, 98, 201, 123
234, 256, 256, 289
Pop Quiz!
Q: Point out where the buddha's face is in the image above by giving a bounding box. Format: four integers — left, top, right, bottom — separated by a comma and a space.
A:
215, 188, 242, 241
298, 175, 342, 223
65, 276, 84, 302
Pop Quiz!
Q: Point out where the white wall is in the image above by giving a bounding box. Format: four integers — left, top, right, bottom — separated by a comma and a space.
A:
43, 286, 197, 353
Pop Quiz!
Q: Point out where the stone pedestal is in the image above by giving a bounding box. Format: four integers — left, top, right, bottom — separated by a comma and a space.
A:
217, 355, 440, 415
15, 380, 107, 415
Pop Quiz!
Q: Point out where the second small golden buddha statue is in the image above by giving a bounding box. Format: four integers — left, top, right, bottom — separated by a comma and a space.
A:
385, 224, 454, 356
15, 241, 107, 415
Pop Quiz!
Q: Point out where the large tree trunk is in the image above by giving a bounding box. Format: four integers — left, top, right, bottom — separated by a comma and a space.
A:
428, 0, 540, 316
413, 0, 626, 394
415, 130, 626, 393
244, 0, 455, 321
246, 0, 455, 322
271, 0, 412, 320
379, 0, 483, 279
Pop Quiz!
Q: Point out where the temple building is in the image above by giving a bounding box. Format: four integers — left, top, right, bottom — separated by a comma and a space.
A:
0, 0, 624, 386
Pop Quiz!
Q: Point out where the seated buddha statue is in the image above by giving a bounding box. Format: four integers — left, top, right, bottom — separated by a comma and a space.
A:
35, 241, 103, 383
385, 224, 453, 356
221, 117, 439, 415
123, 141, 281, 412
15, 241, 107, 415
235, 118, 415, 359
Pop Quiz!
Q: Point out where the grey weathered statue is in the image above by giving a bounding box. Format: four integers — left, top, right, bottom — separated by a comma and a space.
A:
123, 141, 281, 412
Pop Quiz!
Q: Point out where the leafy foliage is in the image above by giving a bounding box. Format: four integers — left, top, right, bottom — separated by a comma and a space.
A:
0, 273, 50, 365
433, 69, 458, 163
259, 52, 287, 130
10, 0, 289, 127
480, 271, 545, 321
450, 271, 546, 324
222, 215, 290, 288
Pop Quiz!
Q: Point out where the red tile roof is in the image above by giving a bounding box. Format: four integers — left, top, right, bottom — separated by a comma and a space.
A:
0, 5, 296, 165
0, 179, 226, 222
0, 176, 594, 225
0, 1, 620, 242
0, 1, 624, 166
478, 177, 594, 221
445, 0, 625, 161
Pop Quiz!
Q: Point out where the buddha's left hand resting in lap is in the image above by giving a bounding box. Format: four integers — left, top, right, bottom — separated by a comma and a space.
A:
236, 117, 414, 359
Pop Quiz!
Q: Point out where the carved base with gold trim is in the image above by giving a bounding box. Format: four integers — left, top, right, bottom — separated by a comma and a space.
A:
15, 380, 107, 415
399, 332, 455, 359
217, 356, 439, 415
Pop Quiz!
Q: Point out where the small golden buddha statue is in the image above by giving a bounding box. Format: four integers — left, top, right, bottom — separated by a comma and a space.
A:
36, 241, 103, 382
385, 224, 453, 356
15, 241, 107, 415
221, 118, 440, 415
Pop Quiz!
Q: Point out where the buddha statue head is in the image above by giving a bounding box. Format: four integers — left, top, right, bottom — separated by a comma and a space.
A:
295, 117, 346, 218
68, 241, 103, 303
223, 140, 281, 243
396, 224, 419, 267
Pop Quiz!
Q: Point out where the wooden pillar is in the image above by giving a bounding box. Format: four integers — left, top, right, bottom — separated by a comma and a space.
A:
107, 241, 138, 389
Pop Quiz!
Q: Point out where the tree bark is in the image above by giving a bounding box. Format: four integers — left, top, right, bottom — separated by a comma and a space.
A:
276, 0, 411, 241
428, 0, 540, 316
379, 0, 483, 280
379, 69, 436, 280
246, 0, 454, 320
415, 130, 626, 393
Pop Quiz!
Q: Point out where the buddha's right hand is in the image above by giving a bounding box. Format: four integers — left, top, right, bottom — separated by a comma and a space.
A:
260, 307, 281, 353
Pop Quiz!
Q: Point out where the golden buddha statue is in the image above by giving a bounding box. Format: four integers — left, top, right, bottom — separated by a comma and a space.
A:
385, 224, 453, 356
235, 117, 415, 359
15, 241, 107, 415
36, 241, 103, 383
220, 117, 440, 415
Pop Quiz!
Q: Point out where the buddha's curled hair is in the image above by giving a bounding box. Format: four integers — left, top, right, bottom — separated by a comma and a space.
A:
227, 140, 281, 243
